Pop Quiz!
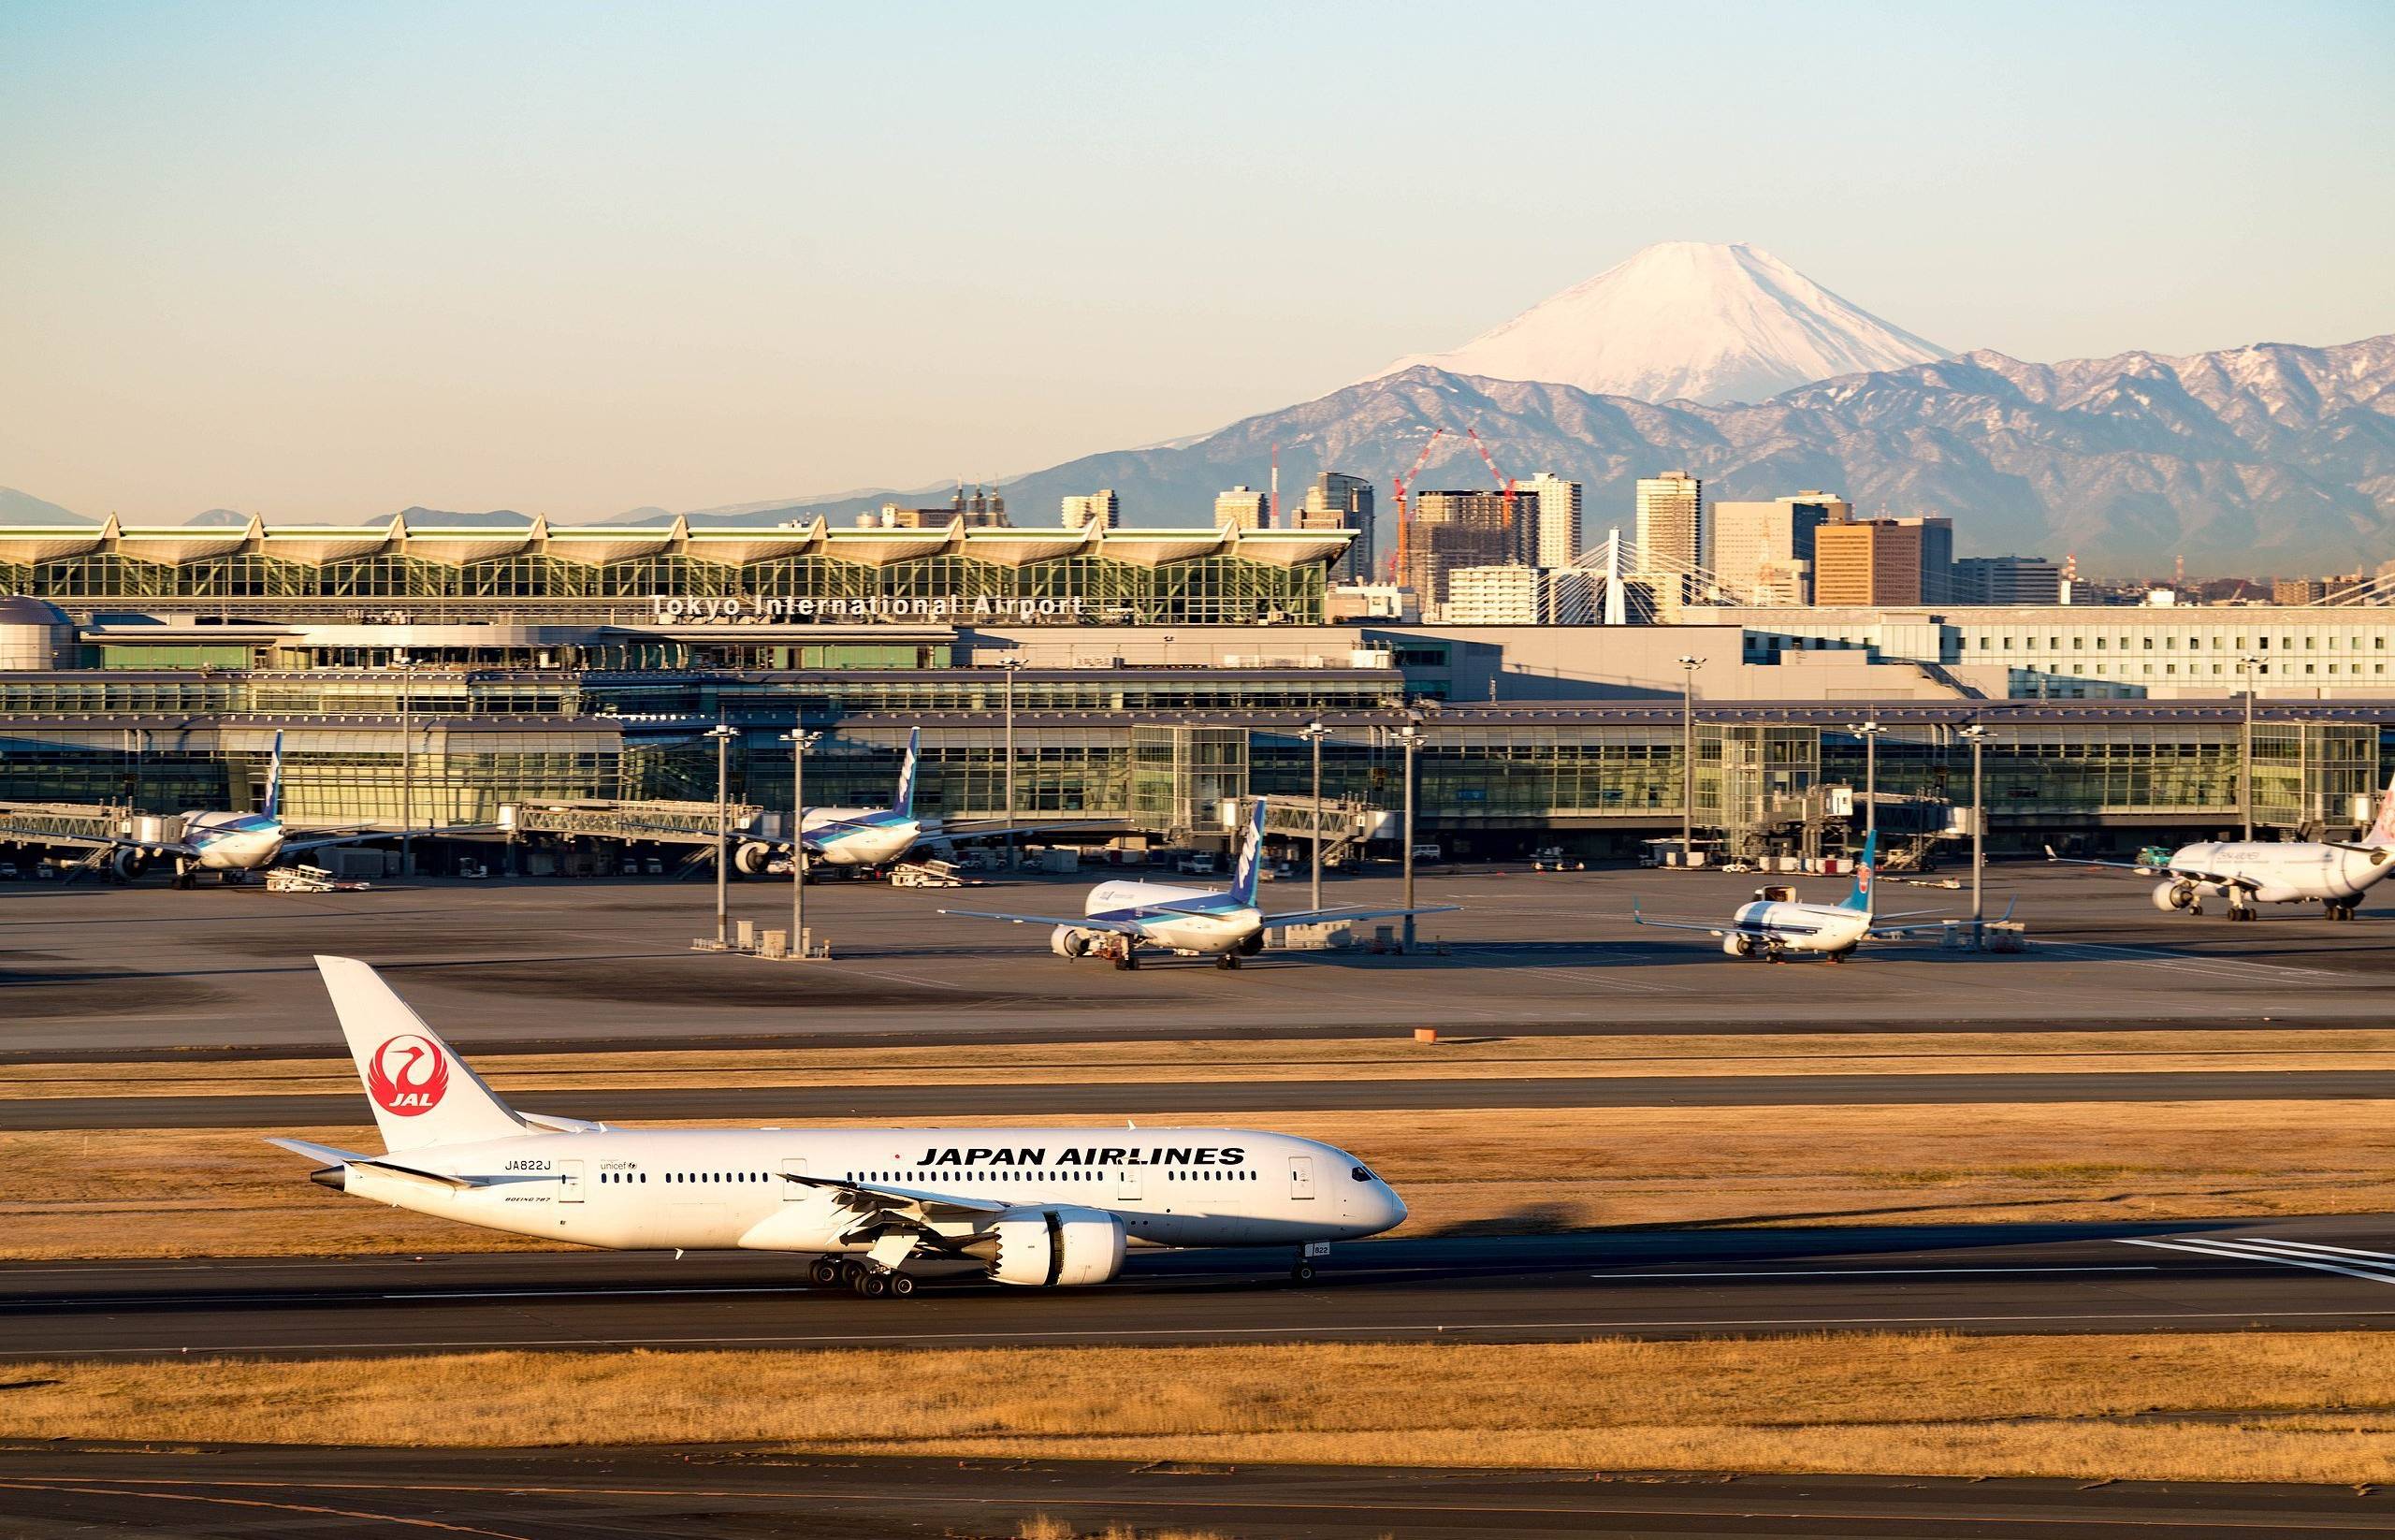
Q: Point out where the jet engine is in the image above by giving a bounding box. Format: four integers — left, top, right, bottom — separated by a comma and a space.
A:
1722, 933, 1756, 957
2153, 879, 2199, 912
1050, 926, 1095, 959
734, 841, 776, 877
980, 1206, 1127, 1287
110, 848, 150, 882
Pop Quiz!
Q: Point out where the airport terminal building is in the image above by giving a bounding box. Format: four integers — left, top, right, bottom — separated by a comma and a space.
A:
7, 516, 2395, 865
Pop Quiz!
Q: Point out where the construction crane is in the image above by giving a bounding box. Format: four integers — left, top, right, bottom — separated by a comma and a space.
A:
1463, 426, 1520, 552
1388, 428, 1446, 581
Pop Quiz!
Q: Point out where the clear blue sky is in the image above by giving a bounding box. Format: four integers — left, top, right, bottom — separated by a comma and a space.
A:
2, 0, 2388, 521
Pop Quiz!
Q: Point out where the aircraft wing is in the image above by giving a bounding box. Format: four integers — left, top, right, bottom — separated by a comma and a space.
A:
277, 829, 386, 856
2043, 846, 2254, 890
927, 821, 1096, 844
778, 1170, 1009, 1222
1257, 903, 1461, 930
937, 907, 1148, 935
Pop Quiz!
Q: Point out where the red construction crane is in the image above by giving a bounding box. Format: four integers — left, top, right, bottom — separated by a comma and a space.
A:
1389, 428, 1446, 581
1463, 426, 1519, 546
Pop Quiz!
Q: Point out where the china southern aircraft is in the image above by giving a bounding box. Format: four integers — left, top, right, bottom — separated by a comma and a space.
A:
1633, 832, 1962, 963
2045, 774, 2395, 923
268, 956, 1407, 1294
0, 732, 376, 887
940, 799, 1458, 969
737, 728, 1078, 874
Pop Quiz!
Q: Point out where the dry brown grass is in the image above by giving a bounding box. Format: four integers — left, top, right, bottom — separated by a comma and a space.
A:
1018, 1520, 1231, 1540
6, 1334, 2394, 1484
13, 1028, 2394, 1100
6, 1099, 2392, 1259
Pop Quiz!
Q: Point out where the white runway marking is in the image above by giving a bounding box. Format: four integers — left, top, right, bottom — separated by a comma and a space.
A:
2122, 1237, 2395, 1285
1590, 1266, 2158, 1280
2039, 942, 2344, 983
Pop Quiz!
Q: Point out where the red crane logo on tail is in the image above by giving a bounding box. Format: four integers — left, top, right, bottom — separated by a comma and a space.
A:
366, 1034, 449, 1117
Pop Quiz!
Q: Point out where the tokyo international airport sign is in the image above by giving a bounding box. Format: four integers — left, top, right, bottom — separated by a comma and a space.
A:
649, 595, 1089, 623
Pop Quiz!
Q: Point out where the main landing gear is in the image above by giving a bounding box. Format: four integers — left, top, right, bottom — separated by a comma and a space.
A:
1215, 952, 1243, 970
813, 1257, 917, 1298
1102, 937, 1141, 971
2228, 900, 2258, 923
2324, 900, 2360, 922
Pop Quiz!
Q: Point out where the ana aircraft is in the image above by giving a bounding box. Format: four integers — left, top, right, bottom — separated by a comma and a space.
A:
940, 799, 1457, 969
2045, 775, 2395, 922
734, 727, 1076, 875
0, 732, 377, 887
269, 956, 1407, 1294
1633, 832, 1962, 963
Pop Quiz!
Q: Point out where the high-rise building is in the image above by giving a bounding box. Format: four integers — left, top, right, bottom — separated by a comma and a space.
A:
1517, 472, 1584, 568
1402, 489, 1531, 613
1213, 486, 1269, 530
1953, 555, 2064, 605
1061, 489, 1120, 531
1299, 471, 1376, 582
2274, 577, 2330, 605
1812, 516, 1955, 605
1634, 471, 1705, 574
1443, 564, 1594, 624
1710, 491, 1847, 604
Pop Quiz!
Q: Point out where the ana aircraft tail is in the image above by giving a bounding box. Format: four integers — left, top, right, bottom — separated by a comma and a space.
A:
1837, 830, 1880, 914
894, 727, 920, 819
2364, 773, 2395, 849
1230, 798, 1267, 906
264, 730, 283, 821
316, 955, 527, 1153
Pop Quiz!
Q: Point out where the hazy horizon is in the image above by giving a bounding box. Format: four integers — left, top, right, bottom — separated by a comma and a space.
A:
3, 1, 2389, 523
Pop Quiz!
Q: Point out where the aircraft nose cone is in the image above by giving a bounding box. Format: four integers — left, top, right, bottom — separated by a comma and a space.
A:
1376, 1183, 1408, 1233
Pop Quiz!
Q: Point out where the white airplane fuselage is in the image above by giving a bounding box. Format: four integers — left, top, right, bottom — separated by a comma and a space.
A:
2156, 840, 2395, 908
798, 806, 922, 868
330, 1125, 1403, 1254
1726, 898, 1871, 957
1078, 879, 1262, 955
177, 810, 286, 872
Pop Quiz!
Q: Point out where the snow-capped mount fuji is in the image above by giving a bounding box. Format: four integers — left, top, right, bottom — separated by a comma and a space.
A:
1374, 241, 1952, 405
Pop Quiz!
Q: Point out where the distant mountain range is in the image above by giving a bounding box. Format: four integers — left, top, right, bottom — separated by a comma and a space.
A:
1372, 240, 1952, 407
5, 242, 2389, 574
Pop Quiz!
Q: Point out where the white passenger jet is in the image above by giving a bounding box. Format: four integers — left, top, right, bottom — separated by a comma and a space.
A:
737, 727, 1079, 875
940, 800, 1457, 969
0, 732, 378, 887
2045, 775, 2395, 922
268, 956, 1407, 1293
1632, 832, 1962, 963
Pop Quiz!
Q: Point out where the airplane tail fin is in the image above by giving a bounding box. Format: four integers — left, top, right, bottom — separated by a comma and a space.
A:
264, 730, 283, 821
314, 955, 527, 1153
1230, 798, 1268, 905
895, 727, 920, 819
1838, 830, 1879, 913
2364, 773, 2395, 849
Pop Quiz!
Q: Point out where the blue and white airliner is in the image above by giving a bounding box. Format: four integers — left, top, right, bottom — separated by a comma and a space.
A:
941, 800, 1459, 970
0, 732, 379, 887
738, 727, 1085, 875
1633, 831, 1967, 963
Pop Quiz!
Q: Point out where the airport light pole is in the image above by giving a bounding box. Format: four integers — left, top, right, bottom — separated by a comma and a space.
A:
1395, 718, 1425, 952
786, 726, 821, 958
2240, 655, 2261, 839
1299, 719, 1329, 914
397, 657, 414, 877
1002, 658, 1023, 870
1676, 657, 1703, 863
1849, 719, 1884, 844
1960, 723, 1988, 943
706, 723, 737, 949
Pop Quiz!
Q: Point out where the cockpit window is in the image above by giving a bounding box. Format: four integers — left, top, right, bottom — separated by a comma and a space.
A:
1351, 1165, 1374, 1182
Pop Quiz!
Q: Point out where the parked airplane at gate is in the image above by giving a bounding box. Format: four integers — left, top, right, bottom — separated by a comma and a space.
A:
940, 800, 1458, 969
735, 727, 1078, 875
2045, 774, 2395, 922
0, 732, 377, 887
268, 956, 1407, 1294
1632, 832, 1964, 963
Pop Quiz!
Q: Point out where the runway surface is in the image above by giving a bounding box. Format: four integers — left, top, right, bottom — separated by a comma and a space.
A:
10, 1215, 2395, 1359
12, 1068, 2395, 1131
1, 1446, 2382, 1538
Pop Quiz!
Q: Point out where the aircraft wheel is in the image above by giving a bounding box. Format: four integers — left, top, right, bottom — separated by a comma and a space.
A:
854, 1271, 890, 1299
1290, 1260, 1316, 1283
1217, 952, 1241, 970
808, 1258, 841, 1286
889, 1273, 917, 1298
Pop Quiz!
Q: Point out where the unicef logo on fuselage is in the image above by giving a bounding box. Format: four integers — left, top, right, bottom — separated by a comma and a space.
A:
366, 1033, 450, 1117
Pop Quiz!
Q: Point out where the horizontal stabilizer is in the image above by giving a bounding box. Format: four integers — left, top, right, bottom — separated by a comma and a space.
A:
265, 1136, 369, 1166
519, 1111, 609, 1134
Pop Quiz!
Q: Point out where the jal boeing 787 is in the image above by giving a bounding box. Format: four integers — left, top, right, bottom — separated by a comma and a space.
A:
268, 957, 1407, 1293
2045, 773, 2395, 922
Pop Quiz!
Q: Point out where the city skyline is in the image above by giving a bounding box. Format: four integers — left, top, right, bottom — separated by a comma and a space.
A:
1, 2, 2389, 523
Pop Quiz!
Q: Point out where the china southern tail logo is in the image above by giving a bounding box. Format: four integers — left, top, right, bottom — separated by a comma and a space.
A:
366, 1034, 450, 1117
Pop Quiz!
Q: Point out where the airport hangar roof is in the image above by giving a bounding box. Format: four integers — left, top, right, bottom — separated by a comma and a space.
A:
0, 515, 1355, 571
